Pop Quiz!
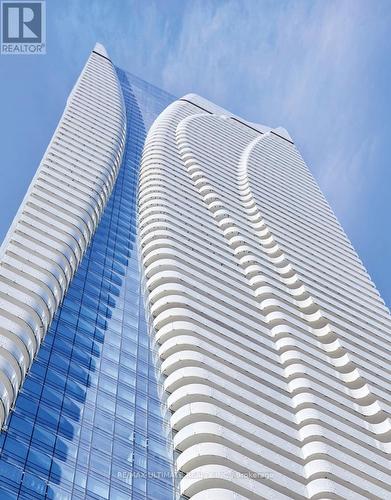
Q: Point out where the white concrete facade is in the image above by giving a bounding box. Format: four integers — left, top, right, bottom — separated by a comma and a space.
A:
139, 95, 391, 499
0, 44, 126, 429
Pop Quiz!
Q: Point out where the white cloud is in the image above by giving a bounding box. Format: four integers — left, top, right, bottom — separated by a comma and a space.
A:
159, 0, 387, 226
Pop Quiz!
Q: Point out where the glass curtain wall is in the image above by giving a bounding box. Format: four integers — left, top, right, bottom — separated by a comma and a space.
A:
0, 67, 176, 500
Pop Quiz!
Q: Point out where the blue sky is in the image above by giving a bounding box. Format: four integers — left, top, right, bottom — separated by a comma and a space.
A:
0, 0, 390, 305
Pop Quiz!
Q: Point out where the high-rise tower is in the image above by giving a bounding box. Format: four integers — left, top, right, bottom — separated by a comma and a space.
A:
0, 44, 390, 500
140, 95, 391, 499
0, 45, 177, 500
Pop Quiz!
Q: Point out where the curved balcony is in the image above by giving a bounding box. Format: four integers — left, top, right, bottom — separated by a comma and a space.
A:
0, 46, 126, 429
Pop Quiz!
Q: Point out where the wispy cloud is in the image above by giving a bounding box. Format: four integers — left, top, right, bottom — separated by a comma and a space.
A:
158, 0, 389, 226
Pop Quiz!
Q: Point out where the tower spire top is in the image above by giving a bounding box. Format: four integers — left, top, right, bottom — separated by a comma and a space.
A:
93, 42, 109, 59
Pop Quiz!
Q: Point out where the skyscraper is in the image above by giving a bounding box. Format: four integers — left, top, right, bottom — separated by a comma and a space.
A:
0, 44, 177, 500
140, 94, 391, 499
0, 44, 390, 500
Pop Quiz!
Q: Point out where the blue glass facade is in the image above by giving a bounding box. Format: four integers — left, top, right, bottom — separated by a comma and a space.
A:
0, 67, 176, 499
